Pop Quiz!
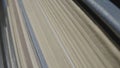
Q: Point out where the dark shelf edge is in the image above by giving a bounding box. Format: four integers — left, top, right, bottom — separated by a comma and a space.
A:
73, 0, 120, 50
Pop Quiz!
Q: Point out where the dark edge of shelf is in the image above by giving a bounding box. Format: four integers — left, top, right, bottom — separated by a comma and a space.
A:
0, 0, 8, 67
110, 0, 120, 9
73, 0, 120, 50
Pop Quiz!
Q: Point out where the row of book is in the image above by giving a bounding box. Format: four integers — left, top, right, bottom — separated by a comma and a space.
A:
1, 0, 120, 68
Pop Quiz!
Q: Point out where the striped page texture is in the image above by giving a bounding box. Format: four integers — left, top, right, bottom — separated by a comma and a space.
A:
3, 0, 120, 68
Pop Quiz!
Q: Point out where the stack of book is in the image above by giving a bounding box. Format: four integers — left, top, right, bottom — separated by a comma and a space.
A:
1, 0, 120, 68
